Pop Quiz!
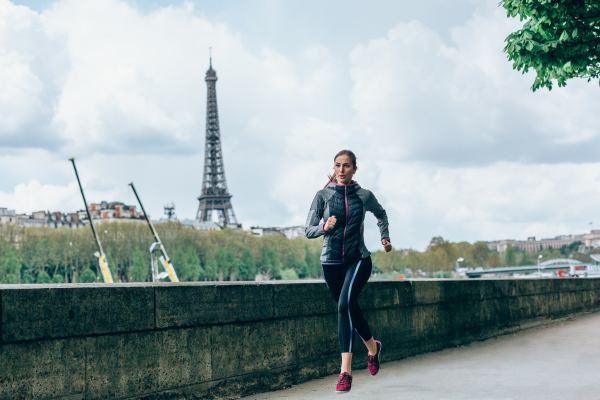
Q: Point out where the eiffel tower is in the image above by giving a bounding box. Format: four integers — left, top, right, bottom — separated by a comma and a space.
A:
196, 58, 240, 228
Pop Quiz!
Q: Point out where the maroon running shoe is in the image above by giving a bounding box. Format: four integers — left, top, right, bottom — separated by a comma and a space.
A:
336, 372, 352, 394
367, 340, 382, 375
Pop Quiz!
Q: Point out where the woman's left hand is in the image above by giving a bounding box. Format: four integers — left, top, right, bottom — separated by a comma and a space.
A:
382, 239, 392, 253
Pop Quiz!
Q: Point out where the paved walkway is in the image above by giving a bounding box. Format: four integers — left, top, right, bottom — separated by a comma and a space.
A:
246, 312, 600, 400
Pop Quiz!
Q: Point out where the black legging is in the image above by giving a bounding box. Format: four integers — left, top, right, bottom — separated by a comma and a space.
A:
322, 257, 373, 353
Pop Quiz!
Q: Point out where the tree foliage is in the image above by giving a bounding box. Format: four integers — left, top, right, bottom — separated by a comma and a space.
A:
502, 0, 600, 91
0, 246, 21, 283
0, 222, 323, 283
129, 248, 149, 282
36, 271, 51, 284
504, 244, 517, 266
80, 269, 97, 283
371, 236, 592, 275
519, 251, 534, 265
280, 268, 300, 280
468, 242, 490, 267
3, 222, 595, 283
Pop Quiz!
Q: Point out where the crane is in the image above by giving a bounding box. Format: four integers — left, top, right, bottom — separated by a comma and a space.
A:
128, 183, 179, 282
69, 158, 114, 283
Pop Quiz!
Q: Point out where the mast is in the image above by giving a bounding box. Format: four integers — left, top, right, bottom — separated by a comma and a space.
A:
69, 158, 113, 283
129, 183, 179, 282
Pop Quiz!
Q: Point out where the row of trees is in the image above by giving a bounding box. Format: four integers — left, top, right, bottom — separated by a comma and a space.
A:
371, 237, 499, 275
1, 223, 595, 284
0, 222, 323, 284
370, 236, 594, 276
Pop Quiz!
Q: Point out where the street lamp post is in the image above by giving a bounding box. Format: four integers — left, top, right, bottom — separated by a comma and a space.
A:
456, 257, 464, 270
454, 258, 464, 279
537, 255, 543, 278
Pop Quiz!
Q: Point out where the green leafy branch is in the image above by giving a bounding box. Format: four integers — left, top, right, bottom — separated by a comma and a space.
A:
501, 0, 600, 91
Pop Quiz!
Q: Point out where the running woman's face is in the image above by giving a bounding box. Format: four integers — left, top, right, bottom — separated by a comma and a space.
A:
334, 155, 356, 185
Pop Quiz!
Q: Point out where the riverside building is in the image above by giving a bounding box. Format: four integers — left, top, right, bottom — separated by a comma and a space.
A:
0, 207, 85, 229
1, 201, 144, 229
486, 230, 600, 253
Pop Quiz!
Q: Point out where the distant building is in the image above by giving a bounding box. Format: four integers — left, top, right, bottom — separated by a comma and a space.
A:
45, 211, 85, 229
180, 219, 221, 231
16, 211, 47, 228
78, 201, 145, 225
250, 227, 282, 237
280, 226, 306, 239
1, 201, 144, 229
153, 218, 221, 231
0, 208, 17, 224
583, 230, 600, 250
1, 208, 86, 229
250, 225, 305, 239
487, 234, 585, 253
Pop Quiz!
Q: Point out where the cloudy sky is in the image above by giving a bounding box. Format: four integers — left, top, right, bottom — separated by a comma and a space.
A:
2, 0, 600, 250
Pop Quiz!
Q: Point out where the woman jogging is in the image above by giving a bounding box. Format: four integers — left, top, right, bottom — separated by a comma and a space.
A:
305, 150, 392, 394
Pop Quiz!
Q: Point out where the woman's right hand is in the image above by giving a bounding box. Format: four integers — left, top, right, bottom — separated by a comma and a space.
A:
323, 216, 337, 232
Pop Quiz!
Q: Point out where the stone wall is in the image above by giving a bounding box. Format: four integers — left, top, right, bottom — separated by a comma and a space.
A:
1, 278, 599, 399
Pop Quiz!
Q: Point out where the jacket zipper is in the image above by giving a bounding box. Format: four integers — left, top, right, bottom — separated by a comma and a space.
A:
342, 185, 348, 261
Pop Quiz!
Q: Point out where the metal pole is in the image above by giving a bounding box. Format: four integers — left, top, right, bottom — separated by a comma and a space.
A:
69, 158, 113, 283
70, 158, 104, 257
129, 183, 160, 243
129, 183, 178, 282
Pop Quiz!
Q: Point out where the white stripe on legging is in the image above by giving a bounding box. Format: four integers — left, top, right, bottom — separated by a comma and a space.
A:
321, 265, 329, 289
347, 259, 362, 352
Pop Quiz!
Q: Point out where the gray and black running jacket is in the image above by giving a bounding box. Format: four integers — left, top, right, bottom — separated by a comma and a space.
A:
305, 181, 390, 264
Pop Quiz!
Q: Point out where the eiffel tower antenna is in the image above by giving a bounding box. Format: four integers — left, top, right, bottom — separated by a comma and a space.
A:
196, 57, 241, 228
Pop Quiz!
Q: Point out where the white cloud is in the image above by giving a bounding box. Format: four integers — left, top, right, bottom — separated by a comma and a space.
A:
0, 0, 346, 230
2, 0, 600, 252
270, 3, 600, 250
0, 50, 42, 131
378, 161, 600, 250
0, 0, 343, 157
348, 4, 600, 166
0, 180, 80, 213
0, 1, 62, 149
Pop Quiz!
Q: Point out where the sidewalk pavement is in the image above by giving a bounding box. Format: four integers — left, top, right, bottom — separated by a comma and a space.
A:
244, 312, 600, 399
